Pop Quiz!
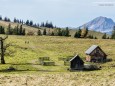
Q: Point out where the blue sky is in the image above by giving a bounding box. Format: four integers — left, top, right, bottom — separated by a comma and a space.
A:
0, 0, 115, 27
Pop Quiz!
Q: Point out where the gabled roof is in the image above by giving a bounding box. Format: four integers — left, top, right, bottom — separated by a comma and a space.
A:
69, 55, 78, 62
85, 45, 98, 55
69, 55, 84, 63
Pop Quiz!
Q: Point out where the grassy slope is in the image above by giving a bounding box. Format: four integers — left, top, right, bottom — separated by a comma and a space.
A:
0, 20, 108, 39
0, 35, 114, 86
0, 35, 114, 72
0, 21, 114, 86
70, 29, 110, 39
0, 20, 39, 34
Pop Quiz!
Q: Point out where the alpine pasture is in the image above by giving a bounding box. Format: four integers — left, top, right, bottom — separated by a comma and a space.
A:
0, 35, 115, 86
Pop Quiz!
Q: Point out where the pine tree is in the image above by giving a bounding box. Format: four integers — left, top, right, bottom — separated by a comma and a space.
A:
0, 26, 2, 34
74, 31, 78, 38
21, 20, 24, 24
84, 27, 88, 37
102, 33, 107, 39
111, 26, 115, 39
81, 28, 88, 38
37, 30, 42, 36
16, 25, 19, 35
14, 18, 17, 23
107, 37, 110, 39
13, 26, 18, 35
29, 21, 33, 26
7, 18, 10, 22
74, 28, 81, 38
65, 27, 69, 36
57, 28, 62, 36
37, 23, 39, 27
2, 27, 5, 34
22, 28, 25, 35
19, 25, 23, 35
41, 22, 45, 27
91, 35, 94, 39
54, 29, 58, 36
6, 24, 12, 35
4, 17, 8, 21
77, 29, 81, 38
1, 26, 5, 34
45, 21, 48, 27
49, 22, 53, 28
94, 37, 97, 39
0, 16, 2, 20
62, 30, 66, 36
26, 20, 30, 25
51, 31, 54, 36
43, 29, 46, 35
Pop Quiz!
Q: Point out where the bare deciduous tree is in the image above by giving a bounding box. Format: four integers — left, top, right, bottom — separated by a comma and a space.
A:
0, 35, 8, 64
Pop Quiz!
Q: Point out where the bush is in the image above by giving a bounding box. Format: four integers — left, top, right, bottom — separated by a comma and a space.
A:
106, 58, 112, 62
84, 64, 100, 70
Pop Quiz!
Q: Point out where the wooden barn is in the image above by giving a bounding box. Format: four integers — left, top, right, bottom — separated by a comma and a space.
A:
85, 45, 107, 63
69, 55, 84, 70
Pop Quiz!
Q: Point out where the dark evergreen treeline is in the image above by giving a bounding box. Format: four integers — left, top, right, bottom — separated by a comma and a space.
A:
0, 26, 5, 34
111, 26, 115, 39
0, 16, 10, 22
0, 15, 54, 28
37, 27, 70, 37
101, 26, 115, 39
74, 27, 94, 39
0, 15, 115, 39
0, 24, 25, 35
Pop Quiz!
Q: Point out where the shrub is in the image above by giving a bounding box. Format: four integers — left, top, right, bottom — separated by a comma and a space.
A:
106, 58, 112, 62
84, 64, 100, 70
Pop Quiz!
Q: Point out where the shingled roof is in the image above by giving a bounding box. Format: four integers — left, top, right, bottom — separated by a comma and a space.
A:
85, 45, 98, 55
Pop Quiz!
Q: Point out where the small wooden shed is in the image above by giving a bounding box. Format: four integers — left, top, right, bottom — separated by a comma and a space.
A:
69, 55, 84, 70
85, 45, 107, 63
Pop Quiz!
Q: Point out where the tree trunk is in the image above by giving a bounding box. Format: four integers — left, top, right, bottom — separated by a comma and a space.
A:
1, 40, 5, 64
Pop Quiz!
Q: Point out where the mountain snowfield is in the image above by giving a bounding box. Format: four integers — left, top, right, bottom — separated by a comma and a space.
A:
80, 16, 115, 34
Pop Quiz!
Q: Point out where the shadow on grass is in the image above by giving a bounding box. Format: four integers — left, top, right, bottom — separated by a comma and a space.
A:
69, 68, 101, 72
0, 63, 60, 73
0, 69, 55, 72
6, 63, 38, 65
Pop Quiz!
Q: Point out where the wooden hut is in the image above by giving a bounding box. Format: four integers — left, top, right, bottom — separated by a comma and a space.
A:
85, 45, 107, 63
69, 55, 84, 70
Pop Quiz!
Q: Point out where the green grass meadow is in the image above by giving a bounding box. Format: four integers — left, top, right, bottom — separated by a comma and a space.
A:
0, 35, 114, 86
0, 35, 114, 73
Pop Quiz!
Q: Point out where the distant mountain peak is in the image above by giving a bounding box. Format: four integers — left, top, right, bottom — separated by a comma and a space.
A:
80, 16, 115, 34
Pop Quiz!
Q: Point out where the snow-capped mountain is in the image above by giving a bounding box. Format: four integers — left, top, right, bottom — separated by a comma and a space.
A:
80, 16, 115, 34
